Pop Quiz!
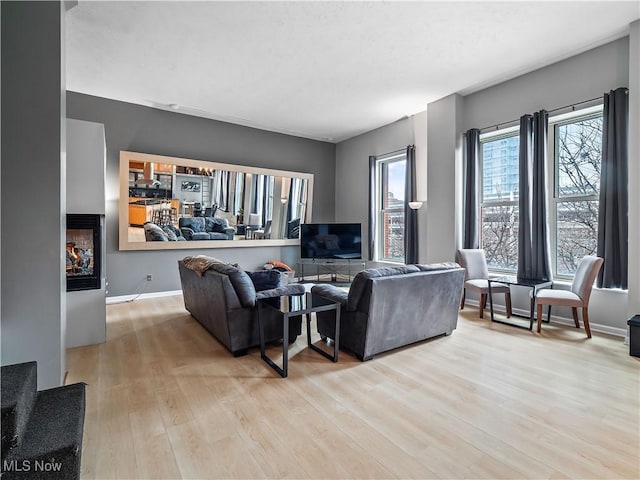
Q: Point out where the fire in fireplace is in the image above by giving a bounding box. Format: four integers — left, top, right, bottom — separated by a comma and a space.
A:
66, 214, 103, 291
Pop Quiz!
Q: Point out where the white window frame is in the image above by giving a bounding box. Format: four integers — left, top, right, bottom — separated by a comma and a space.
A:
375, 152, 406, 263
479, 126, 520, 273
548, 105, 603, 279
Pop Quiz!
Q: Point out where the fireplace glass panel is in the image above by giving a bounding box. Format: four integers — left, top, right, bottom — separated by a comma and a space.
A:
66, 229, 95, 277
66, 214, 102, 291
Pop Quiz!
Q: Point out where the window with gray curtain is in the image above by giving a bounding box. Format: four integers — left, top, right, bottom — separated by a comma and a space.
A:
597, 87, 629, 289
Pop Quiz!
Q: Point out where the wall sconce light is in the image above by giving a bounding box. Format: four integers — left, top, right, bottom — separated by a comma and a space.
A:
408, 201, 424, 210
280, 197, 288, 204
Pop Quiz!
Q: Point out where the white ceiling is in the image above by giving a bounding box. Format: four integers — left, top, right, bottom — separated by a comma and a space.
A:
66, 1, 640, 143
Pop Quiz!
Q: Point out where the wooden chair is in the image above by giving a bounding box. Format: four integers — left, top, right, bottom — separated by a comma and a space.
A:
535, 256, 603, 338
457, 249, 511, 318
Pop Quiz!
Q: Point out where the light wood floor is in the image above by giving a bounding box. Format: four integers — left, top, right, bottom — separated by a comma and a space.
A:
67, 295, 640, 479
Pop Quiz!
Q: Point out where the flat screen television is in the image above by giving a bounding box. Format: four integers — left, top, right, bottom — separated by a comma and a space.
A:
300, 223, 362, 259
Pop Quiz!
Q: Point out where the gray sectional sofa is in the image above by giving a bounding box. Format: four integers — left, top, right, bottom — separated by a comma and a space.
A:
311, 263, 465, 360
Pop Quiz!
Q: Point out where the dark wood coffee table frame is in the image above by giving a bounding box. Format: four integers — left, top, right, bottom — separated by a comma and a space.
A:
257, 292, 341, 378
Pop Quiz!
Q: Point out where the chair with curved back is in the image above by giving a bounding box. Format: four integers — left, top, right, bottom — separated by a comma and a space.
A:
253, 220, 272, 239
457, 249, 512, 318
535, 256, 603, 338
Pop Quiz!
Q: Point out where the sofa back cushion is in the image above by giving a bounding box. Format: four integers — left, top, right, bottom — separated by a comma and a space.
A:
415, 262, 460, 272
204, 216, 229, 233
144, 222, 168, 241
347, 265, 421, 312
179, 217, 206, 233
207, 263, 256, 308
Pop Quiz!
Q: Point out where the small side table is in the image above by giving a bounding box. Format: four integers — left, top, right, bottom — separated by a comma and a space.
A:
488, 275, 553, 330
257, 292, 341, 378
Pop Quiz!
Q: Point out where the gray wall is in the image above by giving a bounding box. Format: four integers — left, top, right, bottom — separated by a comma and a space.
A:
462, 37, 629, 131
66, 93, 336, 297
425, 94, 463, 264
1, 1, 66, 389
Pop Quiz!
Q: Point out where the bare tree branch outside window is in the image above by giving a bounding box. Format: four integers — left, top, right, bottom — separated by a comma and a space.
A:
555, 116, 602, 275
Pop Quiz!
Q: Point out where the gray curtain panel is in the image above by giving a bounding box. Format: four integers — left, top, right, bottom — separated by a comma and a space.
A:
368, 155, 377, 261
597, 87, 629, 289
463, 129, 480, 249
404, 145, 418, 264
518, 111, 552, 281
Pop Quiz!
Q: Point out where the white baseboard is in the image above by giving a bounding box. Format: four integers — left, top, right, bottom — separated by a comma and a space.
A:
464, 300, 627, 338
106, 290, 182, 305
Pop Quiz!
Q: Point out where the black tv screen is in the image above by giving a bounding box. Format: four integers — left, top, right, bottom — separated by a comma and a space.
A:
300, 223, 362, 259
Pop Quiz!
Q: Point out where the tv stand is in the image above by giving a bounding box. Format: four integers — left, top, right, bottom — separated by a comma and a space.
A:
297, 258, 366, 283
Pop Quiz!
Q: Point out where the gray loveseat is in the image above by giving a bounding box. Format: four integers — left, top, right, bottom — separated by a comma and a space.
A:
178, 259, 305, 356
311, 263, 465, 361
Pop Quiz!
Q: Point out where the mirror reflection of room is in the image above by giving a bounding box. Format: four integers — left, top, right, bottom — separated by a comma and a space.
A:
126, 158, 310, 244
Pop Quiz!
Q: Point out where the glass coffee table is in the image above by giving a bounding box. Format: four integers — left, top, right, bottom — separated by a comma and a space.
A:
487, 275, 553, 330
257, 292, 341, 378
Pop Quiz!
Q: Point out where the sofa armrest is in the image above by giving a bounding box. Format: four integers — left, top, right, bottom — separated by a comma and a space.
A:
256, 283, 306, 299
179, 227, 195, 241
223, 227, 235, 239
311, 284, 348, 307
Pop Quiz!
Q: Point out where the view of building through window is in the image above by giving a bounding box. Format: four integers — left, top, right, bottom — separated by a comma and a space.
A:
377, 155, 406, 262
480, 134, 520, 270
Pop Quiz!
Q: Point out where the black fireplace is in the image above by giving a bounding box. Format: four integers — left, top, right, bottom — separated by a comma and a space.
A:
66, 214, 102, 292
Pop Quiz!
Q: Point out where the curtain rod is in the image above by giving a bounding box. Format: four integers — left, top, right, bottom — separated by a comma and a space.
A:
478, 95, 604, 134
376, 147, 406, 159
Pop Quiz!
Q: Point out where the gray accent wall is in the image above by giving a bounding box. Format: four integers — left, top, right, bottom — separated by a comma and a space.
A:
1, 1, 66, 389
66, 93, 336, 297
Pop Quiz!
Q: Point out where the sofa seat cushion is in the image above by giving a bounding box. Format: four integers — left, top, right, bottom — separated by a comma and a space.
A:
208, 232, 230, 240
191, 232, 210, 240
